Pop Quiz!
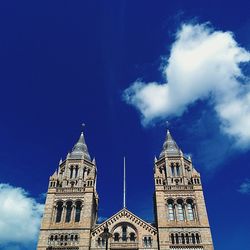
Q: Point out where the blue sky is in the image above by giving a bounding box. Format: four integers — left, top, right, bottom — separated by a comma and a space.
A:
0, 1, 250, 249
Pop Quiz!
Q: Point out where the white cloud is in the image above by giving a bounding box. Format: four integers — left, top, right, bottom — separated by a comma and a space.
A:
123, 23, 250, 148
0, 183, 44, 249
238, 179, 250, 194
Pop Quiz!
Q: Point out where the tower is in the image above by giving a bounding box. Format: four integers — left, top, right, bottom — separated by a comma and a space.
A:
37, 132, 98, 250
154, 130, 213, 250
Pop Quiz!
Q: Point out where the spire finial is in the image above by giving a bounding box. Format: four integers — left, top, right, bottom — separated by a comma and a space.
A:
123, 157, 126, 208
81, 123, 85, 133
166, 120, 170, 131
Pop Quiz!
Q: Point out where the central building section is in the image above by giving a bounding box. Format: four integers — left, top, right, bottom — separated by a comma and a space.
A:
91, 209, 157, 250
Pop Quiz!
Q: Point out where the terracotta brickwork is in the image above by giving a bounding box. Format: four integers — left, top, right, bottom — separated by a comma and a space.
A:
37, 130, 214, 250
154, 131, 214, 250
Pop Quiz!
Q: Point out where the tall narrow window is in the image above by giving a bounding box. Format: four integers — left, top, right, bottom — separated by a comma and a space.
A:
55, 201, 63, 223
196, 233, 200, 244
177, 200, 184, 221
175, 233, 179, 244
176, 163, 180, 176
167, 200, 174, 221
143, 237, 148, 247
191, 233, 195, 244
101, 238, 105, 246
50, 235, 54, 242
181, 233, 185, 244
148, 237, 152, 247
114, 233, 119, 242
171, 234, 175, 244
70, 166, 74, 179
187, 200, 194, 221
75, 165, 79, 178
97, 238, 101, 247
130, 233, 135, 241
122, 225, 127, 241
65, 201, 73, 223
75, 201, 82, 222
171, 163, 175, 176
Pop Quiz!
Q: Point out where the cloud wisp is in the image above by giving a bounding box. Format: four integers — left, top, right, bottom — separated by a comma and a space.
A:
0, 183, 44, 249
238, 179, 250, 194
123, 23, 250, 148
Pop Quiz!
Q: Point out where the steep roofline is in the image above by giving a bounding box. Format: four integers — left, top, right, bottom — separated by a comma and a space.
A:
92, 208, 157, 234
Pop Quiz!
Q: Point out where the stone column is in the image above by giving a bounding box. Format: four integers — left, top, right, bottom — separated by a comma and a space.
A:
72, 203, 76, 223
62, 204, 67, 224
52, 205, 56, 223
194, 203, 199, 222
173, 203, 177, 221
183, 203, 188, 222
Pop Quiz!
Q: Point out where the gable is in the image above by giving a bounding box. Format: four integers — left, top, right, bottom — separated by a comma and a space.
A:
92, 208, 157, 237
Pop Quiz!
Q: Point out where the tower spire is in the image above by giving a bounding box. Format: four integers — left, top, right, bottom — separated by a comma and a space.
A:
159, 129, 181, 158
123, 157, 126, 208
68, 130, 91, 160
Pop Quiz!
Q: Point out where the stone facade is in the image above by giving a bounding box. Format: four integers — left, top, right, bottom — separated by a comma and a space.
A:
37, 130, 214, 250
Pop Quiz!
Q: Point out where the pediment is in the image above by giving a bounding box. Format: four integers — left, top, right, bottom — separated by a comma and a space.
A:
92, 208, 157, 236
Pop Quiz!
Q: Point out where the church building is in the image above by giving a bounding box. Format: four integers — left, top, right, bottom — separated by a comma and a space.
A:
37, 130, 214, 250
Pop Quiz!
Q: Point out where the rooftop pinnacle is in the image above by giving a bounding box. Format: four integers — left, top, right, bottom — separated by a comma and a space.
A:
159, 129, 181, 158
68, 132, 91, 160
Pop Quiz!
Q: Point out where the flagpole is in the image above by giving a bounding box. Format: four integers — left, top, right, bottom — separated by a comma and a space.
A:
123, 156, 126, 208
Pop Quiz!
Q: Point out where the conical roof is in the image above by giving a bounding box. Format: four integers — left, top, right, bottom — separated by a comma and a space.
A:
68, 132, 91, 160
159, 130, 181, 158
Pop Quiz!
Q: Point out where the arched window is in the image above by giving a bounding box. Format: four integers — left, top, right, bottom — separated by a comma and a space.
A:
185, 233, 189, 244
75, 201, 82, 222
65, 201, 73, 223
196, 233, 200, 244
176, 163, 180, 176
97, 238, 101, 247
181, 233, 185, 244
75, 165, 79, 178
114, 233, 119, 242
171, 233, 175, 244
175, 233, 179, 244
187, 199, 194, 221
143, 237, 147, 247
167, 200, 174, 221
177, 199, 184, 221
148, 237, 152, 247
70, 166, 74, 179
122, 225, 127, 241
55, 201, 63, 223
171, 163, 175, 176
130, 232, 135, 241
101, 238, 105, 246
191, 233, 195, 244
